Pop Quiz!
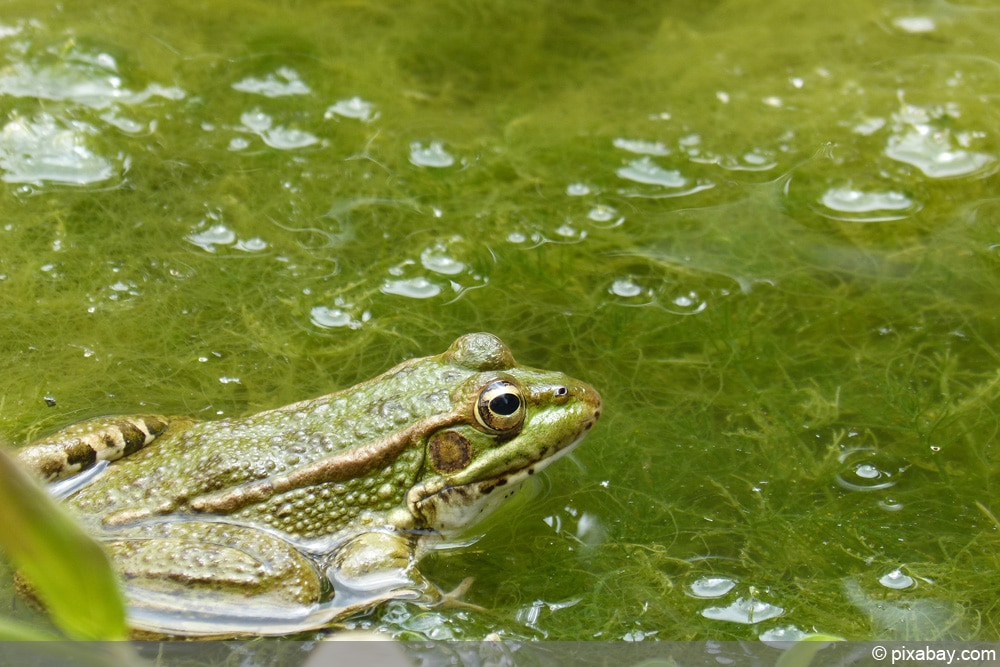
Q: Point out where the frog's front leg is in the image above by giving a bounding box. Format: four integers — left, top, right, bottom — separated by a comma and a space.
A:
324, 531, 470, 611
325, 530, 422, 603
16, 415, 175, 482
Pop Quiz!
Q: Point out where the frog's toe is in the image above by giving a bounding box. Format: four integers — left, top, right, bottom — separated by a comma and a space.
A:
425, 576, 486, 612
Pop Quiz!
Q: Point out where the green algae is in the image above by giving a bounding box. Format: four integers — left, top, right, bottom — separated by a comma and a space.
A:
1, 0, 1000, 642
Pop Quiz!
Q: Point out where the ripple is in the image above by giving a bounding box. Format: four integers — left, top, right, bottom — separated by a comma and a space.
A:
409, 141, 454, 168
613, 137, 670, 156
232, 67, 311, 97
835, 448, 907, 491
0, 114, 114, 185
687, 576, 737, 599
818, 185, 919, 222
701, 597, 784, 624
381, 277, 441, 299
616, 156, 687, 187
879, 568, 915, 590
324, 97, 378, 122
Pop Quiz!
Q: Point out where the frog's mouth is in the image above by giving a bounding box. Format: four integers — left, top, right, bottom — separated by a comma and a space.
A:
407, 430, 588, 536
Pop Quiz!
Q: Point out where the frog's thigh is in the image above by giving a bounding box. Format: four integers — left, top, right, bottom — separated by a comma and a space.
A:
107, 522, 322, 606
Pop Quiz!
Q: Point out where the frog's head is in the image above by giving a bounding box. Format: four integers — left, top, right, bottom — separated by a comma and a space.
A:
406, 333, 601, 535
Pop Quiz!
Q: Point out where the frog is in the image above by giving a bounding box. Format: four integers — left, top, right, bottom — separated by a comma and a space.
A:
15, 333, 601, 637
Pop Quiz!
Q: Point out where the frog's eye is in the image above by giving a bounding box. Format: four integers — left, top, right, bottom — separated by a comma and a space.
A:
475, 379, 525, 434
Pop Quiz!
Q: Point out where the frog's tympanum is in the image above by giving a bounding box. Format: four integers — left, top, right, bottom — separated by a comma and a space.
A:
16, 333, 601, 637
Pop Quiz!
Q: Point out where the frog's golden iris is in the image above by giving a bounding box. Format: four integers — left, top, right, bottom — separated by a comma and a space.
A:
16, 333, 601, 638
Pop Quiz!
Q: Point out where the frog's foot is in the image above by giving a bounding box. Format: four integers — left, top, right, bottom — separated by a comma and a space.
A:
16, 415, 175, 482
428, 576, 486, 613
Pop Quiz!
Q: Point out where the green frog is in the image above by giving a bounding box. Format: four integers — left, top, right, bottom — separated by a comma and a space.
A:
16, 333, 601, 637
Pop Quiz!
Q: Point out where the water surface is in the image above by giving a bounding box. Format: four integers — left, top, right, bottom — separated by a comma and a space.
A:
1, 0, 999, 641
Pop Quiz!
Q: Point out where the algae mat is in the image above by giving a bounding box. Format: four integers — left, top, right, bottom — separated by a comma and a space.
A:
1, 0, 999, 641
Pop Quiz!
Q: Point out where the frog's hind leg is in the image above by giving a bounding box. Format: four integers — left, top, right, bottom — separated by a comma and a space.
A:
15, 415, 172, 482
107, 521, 327, 637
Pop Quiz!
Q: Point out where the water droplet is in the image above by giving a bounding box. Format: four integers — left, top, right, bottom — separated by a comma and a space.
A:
666, 290, 707, 315
0, 114, 114, 185
612, 137, 670, 156
260, 126, 318, 150
587, 205, 619, 223
310, 306, 363, 329
232, 67, 310, 97
687, 576, 737, 599
701, 597, 784, 624
819, 185, 918, 222
240, 110, 272, 132
609, 278, 643, 298
235, 237, 267, 252
555, 223, 583, 238
420, 245, 465, 275
892, 16, 936, 33
381, 277, 441, 299
187, 224, 236, 252
325, 96, 378, 122
879, 568, 915, 590
884, 104, 994, 178
878, 498, 904, 512
409, 141, 454, 168
616, 157, 687, 187
566, 182, 590, 196
886, 129, 992, 178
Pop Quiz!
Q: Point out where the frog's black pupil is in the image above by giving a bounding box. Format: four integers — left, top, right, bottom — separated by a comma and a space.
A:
490, 393, 520, 416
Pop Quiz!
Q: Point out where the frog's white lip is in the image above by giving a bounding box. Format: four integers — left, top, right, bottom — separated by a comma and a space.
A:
408, 431, 588, 535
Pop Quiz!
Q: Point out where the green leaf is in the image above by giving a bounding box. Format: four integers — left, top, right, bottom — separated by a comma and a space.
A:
0, 614, 60, 641
0, 448, 128, 640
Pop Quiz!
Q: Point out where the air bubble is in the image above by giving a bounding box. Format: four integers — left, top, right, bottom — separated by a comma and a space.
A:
879, 568, 915, 590
835, 448, 906, 491
409, 141, 454, 168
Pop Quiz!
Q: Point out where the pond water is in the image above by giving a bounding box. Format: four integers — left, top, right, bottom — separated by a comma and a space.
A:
2, 0, 999, 642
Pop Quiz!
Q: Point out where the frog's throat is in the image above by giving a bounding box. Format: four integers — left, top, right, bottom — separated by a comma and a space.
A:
114, 411, 467, 523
